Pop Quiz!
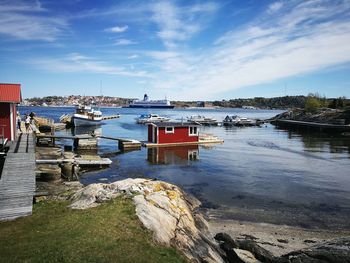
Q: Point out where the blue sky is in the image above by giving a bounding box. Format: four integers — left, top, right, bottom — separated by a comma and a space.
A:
0, 0, 350, 100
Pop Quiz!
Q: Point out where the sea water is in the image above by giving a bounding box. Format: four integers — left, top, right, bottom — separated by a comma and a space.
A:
20, 106, 350, 230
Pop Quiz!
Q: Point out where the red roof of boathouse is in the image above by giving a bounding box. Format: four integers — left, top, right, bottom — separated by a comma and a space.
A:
0, 83, 22, 103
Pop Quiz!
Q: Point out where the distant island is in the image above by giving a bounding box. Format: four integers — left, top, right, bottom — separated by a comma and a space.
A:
22, 94, 349, 110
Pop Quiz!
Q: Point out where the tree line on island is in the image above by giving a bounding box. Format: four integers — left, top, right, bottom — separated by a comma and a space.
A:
23, 94, 349, 111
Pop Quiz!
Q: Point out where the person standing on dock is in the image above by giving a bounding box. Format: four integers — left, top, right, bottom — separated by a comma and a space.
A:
25, 114, 30, 132
29, 112, 37, 133
16, 112, 22, 132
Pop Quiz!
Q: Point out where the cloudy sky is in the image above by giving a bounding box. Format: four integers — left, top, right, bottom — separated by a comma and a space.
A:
0, 0, 350, 100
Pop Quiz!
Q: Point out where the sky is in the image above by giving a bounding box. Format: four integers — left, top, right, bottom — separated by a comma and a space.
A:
0, 0, 350, 100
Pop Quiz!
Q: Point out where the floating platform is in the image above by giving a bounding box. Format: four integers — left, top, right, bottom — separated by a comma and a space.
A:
98, 135, 142, 151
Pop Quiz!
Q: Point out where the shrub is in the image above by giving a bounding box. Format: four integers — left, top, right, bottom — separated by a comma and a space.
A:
305, 96, 321, 113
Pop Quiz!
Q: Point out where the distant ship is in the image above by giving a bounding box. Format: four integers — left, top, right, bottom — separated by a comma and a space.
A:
125, 94, 174, 109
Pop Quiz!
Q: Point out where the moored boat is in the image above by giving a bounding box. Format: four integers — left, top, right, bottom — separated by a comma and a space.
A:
187, 115, 218, 126
223, 115, 261, 126
136, 114, 171, 124
72, 105, 102, 126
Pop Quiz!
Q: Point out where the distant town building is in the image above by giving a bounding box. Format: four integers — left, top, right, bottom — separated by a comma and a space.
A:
197, 101, 205, 107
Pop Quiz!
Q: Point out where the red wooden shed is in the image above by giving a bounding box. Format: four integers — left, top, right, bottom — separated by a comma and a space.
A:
147, 122, 200, 145
0, 83, 22, 142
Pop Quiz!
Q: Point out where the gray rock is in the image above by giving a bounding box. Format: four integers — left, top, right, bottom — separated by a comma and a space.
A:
215, 233, 350, 263
278, 238, 350, 263
69, 178, 224, 263
215, 232, 274, 262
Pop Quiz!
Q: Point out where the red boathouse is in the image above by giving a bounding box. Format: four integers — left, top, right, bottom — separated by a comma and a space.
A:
147, 122, 200, 145
0, 83, 22, 142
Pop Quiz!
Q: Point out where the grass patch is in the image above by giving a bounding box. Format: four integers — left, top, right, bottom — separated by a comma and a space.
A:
0, 198, 187, 263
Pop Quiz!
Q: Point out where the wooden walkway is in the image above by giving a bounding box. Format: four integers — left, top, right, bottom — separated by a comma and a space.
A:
0, 133, 36, 221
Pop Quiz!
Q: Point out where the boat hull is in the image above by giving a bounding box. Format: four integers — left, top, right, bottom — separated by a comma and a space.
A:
73, 116, 102, 126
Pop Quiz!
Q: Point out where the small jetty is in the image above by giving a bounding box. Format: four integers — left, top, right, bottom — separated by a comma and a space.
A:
0, 133, 36, 221
99, 135, 142, 151
36, 134, 141, 151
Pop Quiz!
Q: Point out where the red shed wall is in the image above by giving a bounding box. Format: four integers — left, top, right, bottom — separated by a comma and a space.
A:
12, 104, 17, 140
158, 126, 198, 144
148, 125, 152, 142
0, 103, 11, 140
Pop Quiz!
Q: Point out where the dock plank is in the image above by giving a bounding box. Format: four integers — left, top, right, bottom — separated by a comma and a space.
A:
0, 133, 36, 221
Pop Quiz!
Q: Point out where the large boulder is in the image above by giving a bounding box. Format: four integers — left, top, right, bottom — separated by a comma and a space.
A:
277, 237, 350, 263
70, 178, 224, 263
214, 232, 350, 263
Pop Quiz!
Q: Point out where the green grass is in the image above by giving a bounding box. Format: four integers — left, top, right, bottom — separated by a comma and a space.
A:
0, 198, 187, 263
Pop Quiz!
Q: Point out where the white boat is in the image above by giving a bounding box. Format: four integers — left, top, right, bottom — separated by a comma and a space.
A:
136, 114, 170, 124
72, 105, 102, 126
186, 115, 218, 125
223, 115, 258, 126
125, 94, 174, 109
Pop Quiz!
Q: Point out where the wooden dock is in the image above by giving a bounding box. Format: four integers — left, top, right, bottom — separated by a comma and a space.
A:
98, 135, 142, 150
36, 134, 142, 151
0, 133, 36, 221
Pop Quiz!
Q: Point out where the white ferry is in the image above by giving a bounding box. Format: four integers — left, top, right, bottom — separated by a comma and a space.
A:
72, 105, 102, 126
125, 94, 174, 109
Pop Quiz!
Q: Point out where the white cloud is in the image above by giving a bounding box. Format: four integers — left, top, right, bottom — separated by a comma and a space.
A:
150, 1, 219, 48
143, 0, 350, 100
128, 54, 139, 59
0, 0, 45, 12
268, 2, 283, 13
104, 25, 128, 33
74, 1, 219, 48
114, 39, 137, 46
0, 0, 68, 41
27, 53, 148, 77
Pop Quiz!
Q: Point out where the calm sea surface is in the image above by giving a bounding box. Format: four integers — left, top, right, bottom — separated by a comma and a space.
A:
20, 106, 350, 230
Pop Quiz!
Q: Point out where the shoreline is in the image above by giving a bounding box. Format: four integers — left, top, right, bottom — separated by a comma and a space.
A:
35, 178, 350, 261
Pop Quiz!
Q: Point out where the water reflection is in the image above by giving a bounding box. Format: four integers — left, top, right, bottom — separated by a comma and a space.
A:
26, 106, 350, 229
275, 126, 350, 156
147, 145, 199, 165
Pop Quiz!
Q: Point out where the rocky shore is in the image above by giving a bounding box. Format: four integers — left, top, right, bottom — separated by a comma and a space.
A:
271, 108, 350, 125
39, 178, 350, 263
68, 178, 224, 262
